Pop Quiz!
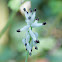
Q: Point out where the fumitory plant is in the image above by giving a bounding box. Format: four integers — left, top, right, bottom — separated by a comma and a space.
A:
17, 8, 46, 62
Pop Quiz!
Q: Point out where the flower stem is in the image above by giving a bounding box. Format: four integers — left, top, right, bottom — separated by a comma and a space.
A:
31, 27, 32, 30
25, 51, 29, 62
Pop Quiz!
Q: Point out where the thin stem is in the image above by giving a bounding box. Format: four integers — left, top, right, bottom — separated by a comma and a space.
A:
31, 27, 32, 30
25, 51, 29, 62
0, 11, 17, 38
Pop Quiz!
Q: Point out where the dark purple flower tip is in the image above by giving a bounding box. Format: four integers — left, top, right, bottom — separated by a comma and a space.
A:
35, 47, 38, 50
43, 22, 46, 25
28, 16, 31, 19
25, 43, 27, 46
27, 11, 28, 14
23, 8, 26, 11
34, 8, 36, 11
29, 8, 32, 12
17, 29, 21, 32
36, 19, 37, 20
31, 49, 32, 52
30, 10, 32, 12
29, 52, 31, 56
36, 40, 39, 43
26, 48, 27, 51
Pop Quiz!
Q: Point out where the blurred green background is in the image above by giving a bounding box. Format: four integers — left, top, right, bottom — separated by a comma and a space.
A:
0, 0, 62, 62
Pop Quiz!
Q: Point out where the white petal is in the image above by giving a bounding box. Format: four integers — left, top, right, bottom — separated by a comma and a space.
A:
32, 39, 37, 47
34, 32, 38, 40
32, 32, 38, 47
34, 20, 38, 23
26, 31, 30, 43
25, 11, 32, 20
25, 11, 29, 19
31, 23, 43, 28
20, 25, 30, 31
29, 29, 36, 41
31, 12, 36, 21
25, 19, 31, 25
28, 11, 32, 16
26, 43, 31, 53
22, 38, 26, 45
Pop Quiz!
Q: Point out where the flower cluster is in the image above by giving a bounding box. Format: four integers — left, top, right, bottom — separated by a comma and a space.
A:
17, 8, 46, 56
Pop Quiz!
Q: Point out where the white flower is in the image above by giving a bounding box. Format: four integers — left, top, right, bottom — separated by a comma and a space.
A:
25, 31, 30, 43
31, 10, 36, 21
22, 38, 26, 45
29, 29, 36, 41
26, 43, 32, 55
17, 8, 46, 56
17, 25, 30, 32
24, 8, 36, 25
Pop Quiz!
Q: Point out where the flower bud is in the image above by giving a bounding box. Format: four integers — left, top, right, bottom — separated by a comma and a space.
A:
29, 52, 31, 56
35, 40, 39, 43
25, 43, 27, 46
34, 8, 36, 11
23, 8, 26, 11
43, 22, 46, 25
17, 29, 21, 32
35, 47, 38, 50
